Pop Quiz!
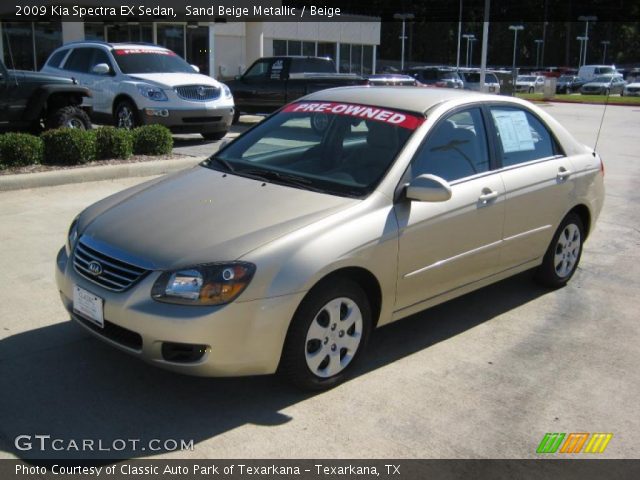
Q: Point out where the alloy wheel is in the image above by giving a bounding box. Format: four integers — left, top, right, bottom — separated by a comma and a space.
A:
554, 223, 581, 278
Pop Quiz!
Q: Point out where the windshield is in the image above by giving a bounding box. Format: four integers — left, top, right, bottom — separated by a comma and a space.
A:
592, 76, 613, 83
113, 48, 195, 74
518, 76, 536, 82
206, 102, 423, 197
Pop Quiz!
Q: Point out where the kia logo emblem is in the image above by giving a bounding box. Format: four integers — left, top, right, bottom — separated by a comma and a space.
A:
87, 261, 103, 276
197, 86, 207, 97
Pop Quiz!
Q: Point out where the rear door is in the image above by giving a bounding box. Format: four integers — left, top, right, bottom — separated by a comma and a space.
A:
487, 105, 575, 270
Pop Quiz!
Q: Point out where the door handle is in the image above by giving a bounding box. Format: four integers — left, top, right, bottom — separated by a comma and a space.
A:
478, 188, 499, 205
557, 167, 572, 181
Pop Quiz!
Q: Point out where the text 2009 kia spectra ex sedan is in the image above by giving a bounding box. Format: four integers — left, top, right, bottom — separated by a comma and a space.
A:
55, 87, 604, 390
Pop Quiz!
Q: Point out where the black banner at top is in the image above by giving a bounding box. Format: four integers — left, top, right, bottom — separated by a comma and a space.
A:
2, 0, 640, 22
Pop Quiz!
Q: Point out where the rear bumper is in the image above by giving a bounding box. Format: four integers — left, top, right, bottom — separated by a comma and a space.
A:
139, 106, 235, 134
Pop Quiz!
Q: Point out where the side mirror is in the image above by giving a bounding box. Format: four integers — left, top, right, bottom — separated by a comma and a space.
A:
91, 63, 111, 75
405, 174, 452, 202
191, 64, 200, 73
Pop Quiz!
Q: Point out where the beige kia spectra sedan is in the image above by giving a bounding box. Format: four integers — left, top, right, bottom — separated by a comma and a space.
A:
56, 87, 604, 390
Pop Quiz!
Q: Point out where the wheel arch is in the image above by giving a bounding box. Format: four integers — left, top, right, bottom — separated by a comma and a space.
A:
112, 94, 139, 114
567, 204, 592, 238
302, 266, 383, 329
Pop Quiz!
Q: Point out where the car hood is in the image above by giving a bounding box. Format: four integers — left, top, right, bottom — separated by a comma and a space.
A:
11, 69, 74, 85
128, 72, 221, 89
79, 166, 357, 271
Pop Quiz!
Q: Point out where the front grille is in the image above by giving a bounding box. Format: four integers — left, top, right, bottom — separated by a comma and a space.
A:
74, 314, 143, 351
73, 240, 148, 292
175, 85, 220, 101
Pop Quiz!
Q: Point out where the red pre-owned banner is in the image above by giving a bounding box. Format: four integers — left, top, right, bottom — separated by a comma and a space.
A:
282, 102, 425, 130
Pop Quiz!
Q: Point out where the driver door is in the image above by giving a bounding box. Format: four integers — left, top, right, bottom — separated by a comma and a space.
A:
394, 107, 505, 313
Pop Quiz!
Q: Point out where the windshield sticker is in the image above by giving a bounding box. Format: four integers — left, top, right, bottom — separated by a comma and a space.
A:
283, 102, 424, 130
114, 49, 175, 56
491, 109, 535, 153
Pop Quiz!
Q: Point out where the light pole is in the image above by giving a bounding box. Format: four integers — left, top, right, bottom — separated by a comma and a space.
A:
509, 25, 524, 85
456, 0, 463, 70
578, 15, 597, 66
601, 40, 610, 64
462, 34, 475, 67
577, 36, 587, 67
469, 37, 477, 67
535, 39, 544, 68
394, 13, 415, 71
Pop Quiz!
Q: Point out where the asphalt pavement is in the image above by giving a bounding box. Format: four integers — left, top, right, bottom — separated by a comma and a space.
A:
0, 103, 638, 460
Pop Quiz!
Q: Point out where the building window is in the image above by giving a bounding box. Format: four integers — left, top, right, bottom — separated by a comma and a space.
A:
157, 24, 185, 57
186, 25, 209, 75
273, 39, 286, 56
34, 22, 63, 70
84, 23, 105, 41
302, 41, 316, 56
317, 42, 336, 62
287, 40, 301, 56
339, 43, 374, 75
1, 21, 61, 71
106, 23, 152, 43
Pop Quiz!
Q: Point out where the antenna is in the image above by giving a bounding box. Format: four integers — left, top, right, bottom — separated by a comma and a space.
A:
2, 25, 19, 86
592, 78, 612, 155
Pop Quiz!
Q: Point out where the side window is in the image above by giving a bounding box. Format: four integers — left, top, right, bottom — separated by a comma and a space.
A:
90, 49, 112, 72
64, 48, 93, 73
489, 107, 557, 167
411, 108, 490, 182
47, 50, 68, 68
243, 59, 272, 79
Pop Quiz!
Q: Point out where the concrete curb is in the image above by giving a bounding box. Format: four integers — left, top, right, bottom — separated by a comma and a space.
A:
0, 156, 206, 192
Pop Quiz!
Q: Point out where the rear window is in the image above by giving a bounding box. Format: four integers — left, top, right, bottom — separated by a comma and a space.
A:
289, 58, 336, 74
47, 49, 68, 68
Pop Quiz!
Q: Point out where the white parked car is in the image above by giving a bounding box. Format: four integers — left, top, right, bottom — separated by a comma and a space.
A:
42, 41, 234, 140
622, 82, 640, 96
515, 75, 546, 93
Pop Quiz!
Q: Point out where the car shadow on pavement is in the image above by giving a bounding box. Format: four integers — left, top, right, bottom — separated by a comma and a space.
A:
0, 272, 548, 461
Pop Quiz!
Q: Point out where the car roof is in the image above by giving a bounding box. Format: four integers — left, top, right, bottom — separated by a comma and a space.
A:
61, 41, 169, 51
302, 86, 491, 115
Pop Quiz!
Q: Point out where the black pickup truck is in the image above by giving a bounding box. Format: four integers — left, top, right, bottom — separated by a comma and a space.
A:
0, 59, 91, 132
227, 56, 367, 122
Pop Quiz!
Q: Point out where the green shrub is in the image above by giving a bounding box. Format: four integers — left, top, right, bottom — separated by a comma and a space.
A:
94, 126, 133, 160
41, 128, 96, 165
0, 132, 43, 168
132, 124, 173, 155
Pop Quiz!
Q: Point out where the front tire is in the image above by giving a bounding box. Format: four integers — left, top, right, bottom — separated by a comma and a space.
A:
534, 213, 584, 288
45, 106, 91, 130
201, 131, 227, 141
279, 279, 372, 391
114, 100, 139, 129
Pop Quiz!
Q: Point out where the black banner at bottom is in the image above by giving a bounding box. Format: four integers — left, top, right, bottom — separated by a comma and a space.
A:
2, 459, 640, 480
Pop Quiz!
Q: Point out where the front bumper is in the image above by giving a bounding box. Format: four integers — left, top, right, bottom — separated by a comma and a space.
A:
55, 247, 305, 377
139, 106, 235, 134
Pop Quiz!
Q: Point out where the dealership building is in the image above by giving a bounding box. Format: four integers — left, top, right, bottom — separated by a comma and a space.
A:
0, 18, 380, 79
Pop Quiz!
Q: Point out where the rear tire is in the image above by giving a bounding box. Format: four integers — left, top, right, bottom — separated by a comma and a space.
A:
534, 213, 584, 289
279, 279, 372, 391
45, 106, 91, 130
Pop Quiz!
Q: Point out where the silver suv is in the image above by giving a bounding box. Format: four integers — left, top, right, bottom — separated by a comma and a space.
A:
42, 41, 234, 140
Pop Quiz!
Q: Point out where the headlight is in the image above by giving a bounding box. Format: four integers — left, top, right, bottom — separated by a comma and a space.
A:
137, 85, 168, 101
65, 216, 79, 256
151, 262, 255, 306
222, 84, 232, 99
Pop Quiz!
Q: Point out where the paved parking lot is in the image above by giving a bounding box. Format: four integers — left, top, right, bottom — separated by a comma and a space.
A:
0, 103, 638, 460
